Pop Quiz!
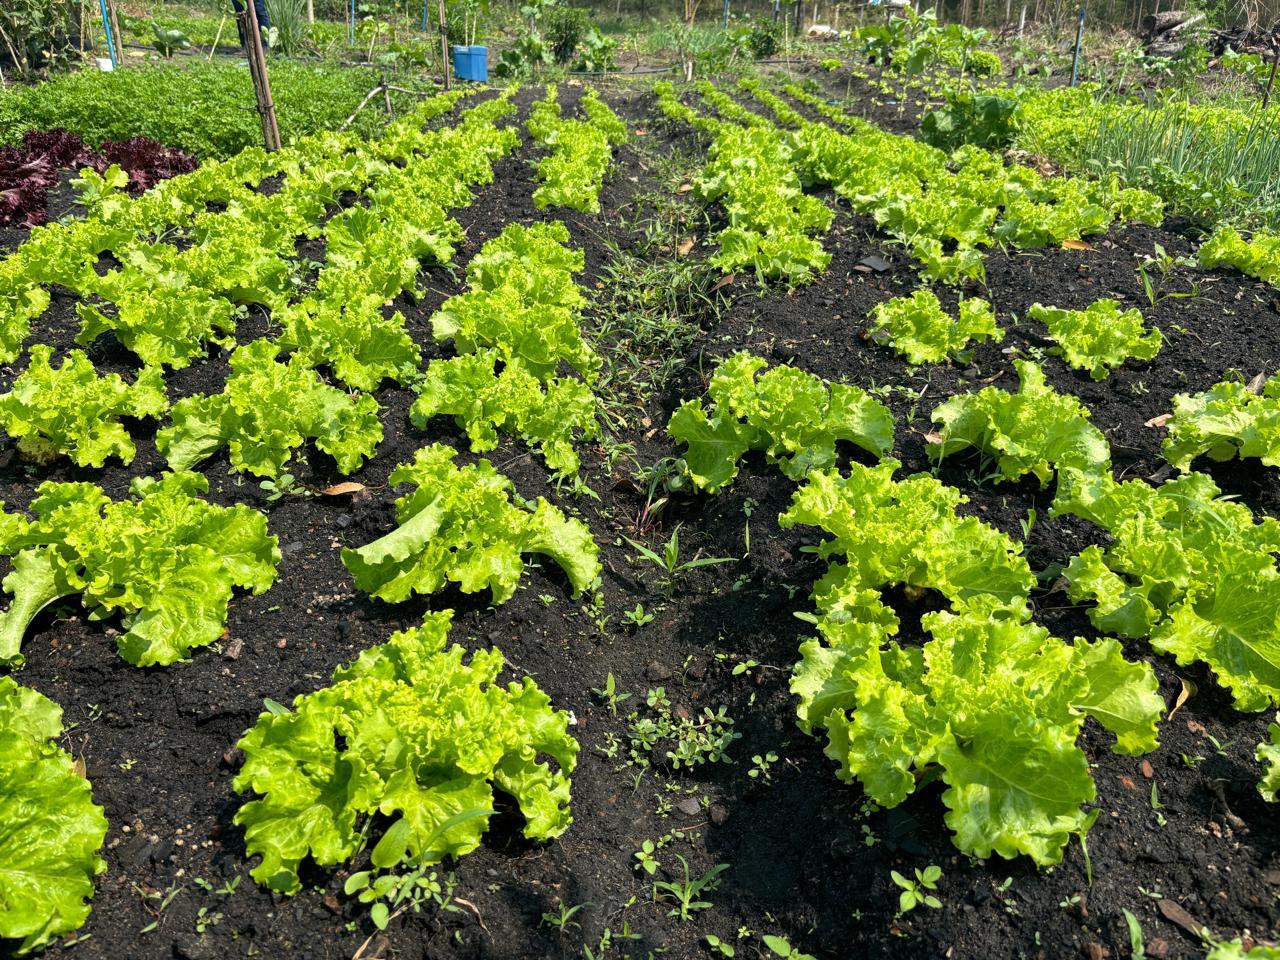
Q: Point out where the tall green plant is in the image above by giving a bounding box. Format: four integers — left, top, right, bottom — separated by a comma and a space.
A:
265, 0, 311, 55
0, 0, 78, 78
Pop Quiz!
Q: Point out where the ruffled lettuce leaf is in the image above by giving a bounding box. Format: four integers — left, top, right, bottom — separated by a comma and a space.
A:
669, 352, 895, 493
0, 472, 280, 667
0, 345, 167, 467
233, 610, 578, 894
0, 677, 108, 955
1162, 373, 1280, 471
342, 444, 600, 605
1054, 467, 1280, 711
867, 290, 1003, 364
928, 359, 1110, 485
157, 339, 382, 479
1029, 299, 1163, 381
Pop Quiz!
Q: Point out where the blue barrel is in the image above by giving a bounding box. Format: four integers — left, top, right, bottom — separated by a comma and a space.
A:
452, 45, 488, 82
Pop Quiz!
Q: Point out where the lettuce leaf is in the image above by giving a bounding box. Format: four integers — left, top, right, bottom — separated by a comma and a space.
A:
0, 472, 280, 667
0, 677, 108, 954
1257, 722, 1280, 803
794, 595, 1159, 865
157, 339, 382, 479
668, 352, 894, 493
233, 610, 578, 894
867, 290, 1002, 364
342, 444, 600, 605
1054, 467, 1280, 711
1029, 299, 1162, 381
0, 345, 167, 467
1162, 373, 1280, 471
928, 359, 1110, 484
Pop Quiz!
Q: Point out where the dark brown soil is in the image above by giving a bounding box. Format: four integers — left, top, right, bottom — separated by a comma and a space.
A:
3, 80, 1280, 960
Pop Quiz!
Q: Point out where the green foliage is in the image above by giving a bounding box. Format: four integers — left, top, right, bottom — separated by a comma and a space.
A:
0, 677, 108, 955
867, 290, 1002, 364
1053, 467, 1280, 712
157, 339, 382, 479
0, 0, 79, 79
668, 352, 894, 493
744, 17, 782, 59
0, 345, 167, 467
1163, 373, 1280, 471
0, 62, 436, 158
927, 360, 1111, 485
1199, 226, 1280, 286
264, 0, 311, 56
780, 459, 1035, 611
683, 108, 833, 281
233, 610, 578, 894
528, 86, 627, 213
0, 472, 279, 667
543, 6, 589, 63
415, 220, 600, 476
1257, 722, 1280, 803
921, 91, 1018, 154
1028, 299, 1162, 381
342, 444, 601, 605
783, 460, 1156, 864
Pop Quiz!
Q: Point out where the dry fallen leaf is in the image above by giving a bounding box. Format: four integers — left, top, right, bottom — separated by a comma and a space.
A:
922, 430, 945, 445
320, 482, 365, 496
1247, 371, 1268, 394
676, 182, 693, 193
712, 274, 735, 291
1062, 238, 1094, 251
1157, 899, 1206, 939
1144, 413, 1172, 428
677, 238, 694, 256
634, 128, 647, 136
1168, 678, 1196, 720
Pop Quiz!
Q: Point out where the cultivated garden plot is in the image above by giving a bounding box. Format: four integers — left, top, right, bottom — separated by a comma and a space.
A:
3, 62, 1280, 960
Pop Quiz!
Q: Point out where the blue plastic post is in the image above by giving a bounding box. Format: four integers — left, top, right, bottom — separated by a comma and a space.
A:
722, 0, 729, 28
349, 0, 355, 44
421, 0, 429, 30
1070, 6, 1085, 86
98, 0, 119, 67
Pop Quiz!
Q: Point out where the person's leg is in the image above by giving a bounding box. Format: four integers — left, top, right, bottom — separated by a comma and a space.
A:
254, 0, 271, 29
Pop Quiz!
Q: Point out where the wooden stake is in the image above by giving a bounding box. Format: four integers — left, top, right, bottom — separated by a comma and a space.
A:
209, 15, 226, 59
239, 1, 281, 150
437, 0, 451, 89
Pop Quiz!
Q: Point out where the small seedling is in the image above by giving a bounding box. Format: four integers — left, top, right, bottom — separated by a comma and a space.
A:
748, 751, 778, 782
592, 673, 632, 715
891, 865, 942, 914
635, 840, 661, 876
622, 603, 655, 628
539, 899, 588, 934
762, 935, 817, 959
652, 856, 728, 921
706, 934, 736, 956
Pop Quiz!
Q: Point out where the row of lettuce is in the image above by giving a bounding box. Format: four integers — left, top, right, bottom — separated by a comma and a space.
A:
0, 88, 628, 953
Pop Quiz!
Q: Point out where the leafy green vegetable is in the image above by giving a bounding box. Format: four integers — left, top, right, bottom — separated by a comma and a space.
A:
342, 444, 601, 605
157, 339, 382, 479
1162, 373, 1280, 471
0, 345, 167, 467
793, 594, 1160, 865
1257, 722, 1280, 803
783, 459, 1158, 864
780, 459, 1035, 608
867, 290, 1002, 364
668, 352, 894, 493
928, 360, 1110, 484
234, 610, 578, 894
411, 350, 599, 479
1199, 225, 1280, 286
1028, 299, 1162, 380
528, 85, 627, 213
1053, 467, 1280, 711
0, 677, 108, 955
0, 472, 280, 667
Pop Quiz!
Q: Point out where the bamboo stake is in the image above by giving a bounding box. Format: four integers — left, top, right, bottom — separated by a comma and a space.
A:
209, 15, 226, 59
437, 0, 451, 89
240, 0, 281, 150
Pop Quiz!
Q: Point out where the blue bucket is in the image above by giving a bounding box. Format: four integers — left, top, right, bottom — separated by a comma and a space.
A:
452, 45, 488, 82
